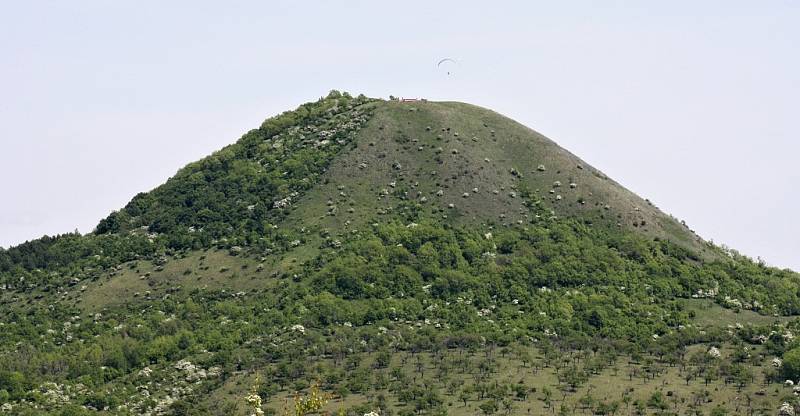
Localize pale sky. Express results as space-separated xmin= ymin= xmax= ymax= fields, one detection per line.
xmin=1 ymin=1 xmax=798 ymax=271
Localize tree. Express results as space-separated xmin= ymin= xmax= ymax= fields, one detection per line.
xmin=512 ymin=384 xmax=528 ymax=400
xmin=459 ymin=389 xmax=471 ymax=406
xmin=561 ymin=365 xmax=587 ymax=391
xmin=783 ymin=347 xmax=800 ymax=380
xmin=647 ymin=391 xmax=668 ymax=411
xmin=0 ymin=371 xmax=26 ymax=400
xmin=479 ymin=400 xmax=499 ymax=415
xmin=540 ymin=386 xmax=553 ymax=408
xmin=595 ymin=401 xmax=620 ymax=416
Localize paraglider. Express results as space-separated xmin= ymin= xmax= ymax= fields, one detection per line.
xmin=437 ymin=58 xmax=457 ymax=75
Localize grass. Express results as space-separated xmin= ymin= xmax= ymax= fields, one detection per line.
xmin=683 ymin=298 xmax=792 ymax=328
xmin=76 ymin=248 xmax=283 ymax=312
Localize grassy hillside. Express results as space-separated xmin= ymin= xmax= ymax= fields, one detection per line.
xmin=1 ymin=92 xmax=800 ymax=415
xmin=286 ymin=100 xmax=706 ymax=252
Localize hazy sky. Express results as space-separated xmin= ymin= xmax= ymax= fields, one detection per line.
xmin=1 ymin=1 xmax=798 ymax=271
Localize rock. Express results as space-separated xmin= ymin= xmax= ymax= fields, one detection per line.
xmin=537 ymin=164 xmax=546 ymax=171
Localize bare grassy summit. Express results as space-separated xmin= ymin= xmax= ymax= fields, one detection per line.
xmin=291 ymin=99 xmax=707 ymax=256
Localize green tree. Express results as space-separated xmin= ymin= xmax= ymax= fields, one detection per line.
xmin=783 ymin=347 xmax=800 ymax=380
xmin=479 ymin=400 xmax=499 ymax=415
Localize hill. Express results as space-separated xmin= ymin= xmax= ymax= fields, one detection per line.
xmin=1 ymin=91 xmax=799 ymax=415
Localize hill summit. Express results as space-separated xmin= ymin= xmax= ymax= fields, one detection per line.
xmin=97 ymin=93 xmax=704 ymax=255
xmin=1 ymin=91 xmax=798 ymax=415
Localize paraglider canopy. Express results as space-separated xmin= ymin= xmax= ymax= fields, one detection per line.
xmin=437 ymin=58 xmax=457 ymax=75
